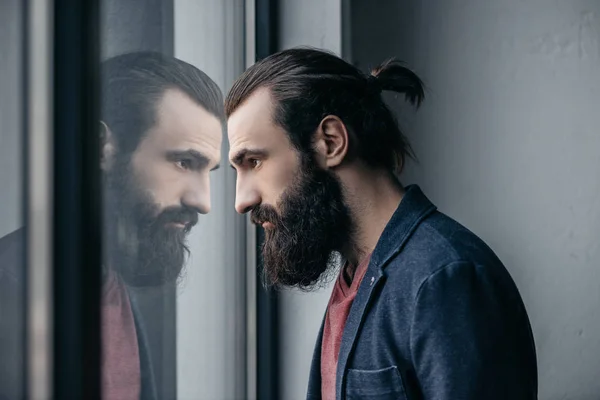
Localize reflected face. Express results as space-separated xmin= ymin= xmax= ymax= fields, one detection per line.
xmin=228 ymin=88 xmax=352 ymax=289
xmin=131 ymin=89 xmax=222 ymax=217
xmin=105 ymin=88 xmax=222 ymax=287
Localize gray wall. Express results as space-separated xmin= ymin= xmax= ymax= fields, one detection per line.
xmin=351 ymin=1 xmax=599 ymax=399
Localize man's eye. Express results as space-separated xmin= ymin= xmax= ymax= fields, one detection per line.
xmin=249 ymin=159 xmax=262 ymax=168
xmin=176 ymin=159 xmax=192 ymax=170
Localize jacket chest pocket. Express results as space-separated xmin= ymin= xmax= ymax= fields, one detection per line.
xmin=345 ymin=366 xmax=408 ymax=400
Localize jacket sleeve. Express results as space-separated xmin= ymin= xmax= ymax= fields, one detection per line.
xmin=409 ymin=261 xmax=537 ymax=400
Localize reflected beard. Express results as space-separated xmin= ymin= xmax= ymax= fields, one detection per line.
xmin=251 ymin=157 xmax=353 ymax=290
xmin=103 ymin=158 xmax=197 ymax=287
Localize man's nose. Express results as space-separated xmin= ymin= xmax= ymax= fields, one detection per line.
xmin=235 ymin=178 xmax=260 ymax=214
xmin=182 ymin=178 xmax=211 ymax=214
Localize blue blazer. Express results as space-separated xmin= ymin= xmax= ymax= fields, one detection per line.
xmin=0 ymin=228 xmax=157 ymax=400
xmin=307 ymin=185 xmax=537 ymax=400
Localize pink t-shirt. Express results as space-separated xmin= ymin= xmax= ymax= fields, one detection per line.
xmin=101 ymin=270 xmax=141 ymax=400
xmin=321 ymin=254 xmax=372 ymax=400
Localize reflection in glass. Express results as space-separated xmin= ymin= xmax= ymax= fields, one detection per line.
xmin=99 ymin=52 xmax=224 ymax=399
xmin=0 ymin=0 xmax=25 ymax=399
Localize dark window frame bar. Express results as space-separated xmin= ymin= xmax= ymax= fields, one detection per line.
xmin=52 ymin=0 xmax=102 ymax=399
xmin=254 ymin=0 xmax=280 ymax=399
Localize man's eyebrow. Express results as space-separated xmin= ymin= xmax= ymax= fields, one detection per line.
xmin=230 ymin=148 xmax=268 ymax=166
xmin=166 ymin=149 xmax=220 ymax=171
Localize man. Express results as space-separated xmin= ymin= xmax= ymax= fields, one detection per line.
xmin=225 ymin=47 xmax=537 ymax=399
xmin=0 ymin=51 xmax=224 ymax=400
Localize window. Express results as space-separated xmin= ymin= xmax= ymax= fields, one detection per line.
xmin=99 ymin=0 xmax=249 ymax=398
xmin=0 ymin=1 xmax=255 ymax=399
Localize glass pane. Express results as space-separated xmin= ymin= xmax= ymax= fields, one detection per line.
xmin=0 ymin=0 xmax=25 ymax=398
xmin=99 ymin=1 xmax=246 ymax=399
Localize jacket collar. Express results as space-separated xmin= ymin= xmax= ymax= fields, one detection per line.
xmin=370 ymin=184 xmax=437 ymax=274
xmin=334 ymin=184 xmax=437 ymax=399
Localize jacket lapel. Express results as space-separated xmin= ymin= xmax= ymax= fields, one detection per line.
xmin=306 ymin=312 xmax=326 ymax=400
xmin=334 ymin=185 xmax=437 ymax=399
xmin=129 ymin=292 xmax=158 ymax=400
xmin=334 ymin=258 xmax=385 ymax=400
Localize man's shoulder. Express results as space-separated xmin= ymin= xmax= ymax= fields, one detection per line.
xmin=384 ymin=211 xmax=507 ymax=290
xmin=0 ymin=227 xmax=24 ymax=250
xmin=0 ymin=228 xmax=25 ymax=281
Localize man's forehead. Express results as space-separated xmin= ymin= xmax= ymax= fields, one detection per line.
xmin=153 ymin=88 xmax=223 ymax=162
xmin=227 ymin=88 xmax=283 ymax=150
xmin=227 ymin=88 xmax=276 ymax=140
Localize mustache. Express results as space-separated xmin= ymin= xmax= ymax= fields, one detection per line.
xmin=153 ymin=206 xmax=199 ymax=232
xmin=250 ymin=205 xmax=280 ymax=226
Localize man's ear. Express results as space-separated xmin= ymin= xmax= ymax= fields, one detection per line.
xmin=100 ymin=121 xmax=116 ymax=171
xmin=312 ymin=115 xmax=349 ymax=169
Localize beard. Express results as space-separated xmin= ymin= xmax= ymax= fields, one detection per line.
xmin=103 ymin=157 xmax=198 ymax=287
xmin=251 ymin=155 xmax=354 ymax=290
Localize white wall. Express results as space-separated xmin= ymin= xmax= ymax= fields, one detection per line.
xmin=174 ymin=1 xmax=247 ymax=399
xmin=0 ymin=0 xmax=23 ymax=237
xmin=277 ymin=1 xmax=345 ymax=399
xmin=351 ymin=0 xmax=600 ymax=398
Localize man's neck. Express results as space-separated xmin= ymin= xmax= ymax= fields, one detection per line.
xmin=339 ymin=166 xmax=405 ymax=267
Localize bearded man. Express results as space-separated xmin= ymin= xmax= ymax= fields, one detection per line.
xmin=225 ymin=47 xmax=537 ymax=400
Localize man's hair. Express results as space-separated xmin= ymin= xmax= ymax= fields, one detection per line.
xmin=101 ymin=51 xmax=225 ymax=155
xmin=225 ymin=47 xmax=424 ymax=174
